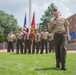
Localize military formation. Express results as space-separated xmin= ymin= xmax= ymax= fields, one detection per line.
xmin=6 ymin=27 xmax=55 ymax=54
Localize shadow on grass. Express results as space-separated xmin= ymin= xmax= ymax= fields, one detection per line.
xmin=35 ymin=67 xmax=61 ymax=71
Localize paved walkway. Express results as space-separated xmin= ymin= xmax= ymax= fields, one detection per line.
xmin=0 ymin=49 xmax=76 ymax=53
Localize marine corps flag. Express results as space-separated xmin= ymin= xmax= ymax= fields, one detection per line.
xmin=30 ymin=12 xmax=35 ymax=45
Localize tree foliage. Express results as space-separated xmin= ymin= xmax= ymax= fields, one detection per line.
xmin=39 ymin=3 xmax=57 ymax=31
xmin=0 ymin=10 xmax=21 ymax=40
xmin=0 ymin=32 xmax=4 ymax=43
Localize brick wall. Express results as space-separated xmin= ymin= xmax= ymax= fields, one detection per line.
xmin=67 ymin=43 xmax=76 ymax=50
xmin=5 ymin=43 xmax=76 ymax=50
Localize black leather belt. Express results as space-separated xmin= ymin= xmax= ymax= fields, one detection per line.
xmin=55 ymin=31 xmax=66 ymax=34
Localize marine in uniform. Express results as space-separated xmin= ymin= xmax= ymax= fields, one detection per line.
xmin=32 ymin=29 xmax=40 ymax=54
xmin=7 ymin=31 xmax=16 ymax=52
xmin=48 ymin=32 xmax=54 ymax=53
xmin=38 ymin=31 xmax=42 ymax=53
xmin=48 ymin=8 xmax=70 ymax=70
xmin=40 ymin=28 xmax=49 ymax=54
xmin=16 ymin=29 xmax=23 ymax=54
xmin=24 ymin=28 xmax=31 ymax=54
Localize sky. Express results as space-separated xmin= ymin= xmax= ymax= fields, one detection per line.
xmin=0 ymin=0 xmax=76 ymax=28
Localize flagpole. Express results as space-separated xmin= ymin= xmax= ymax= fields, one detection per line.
xmin=29 ymin=0 xmax=31 ymax=28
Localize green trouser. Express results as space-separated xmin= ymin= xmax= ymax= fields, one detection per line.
xmin=54 ymin=32 xmax=67 ymax=68
xmin=24 ymin=39 xmax=31 ymax=54
xmin=41 ymin=39 xmax=48 ymax=54
xmin=32 ymin=40 xmax=40 ymax=54
xmin=7 ymin=41 xmax=14 ymax=52
xmin=16 ymin=39 xmax=23 ymax=54
xmin=49 ymin=40 xmax=54 ymax=53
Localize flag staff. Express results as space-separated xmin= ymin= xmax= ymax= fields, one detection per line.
xmin=29 ymin=0 xmax=31 ymax=28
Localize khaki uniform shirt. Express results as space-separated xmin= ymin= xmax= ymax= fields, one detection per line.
xmin=7 ymin=34 xmax=15 ymax=42
xmin=41 ymin=31 xmax=49 ymax=40
xmin=34 ymin=33 xmax=40 ymax=42
xmin=16 ymin=32 xmax=23 ymax=39
xmin=49 ymin=16 xmax=70 ymax=33
xmin=38 ymin=33 xmax=41 ymax=42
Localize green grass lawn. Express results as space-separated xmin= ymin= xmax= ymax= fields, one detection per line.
xmin=0 ymin=52 xmax=76 ymax=75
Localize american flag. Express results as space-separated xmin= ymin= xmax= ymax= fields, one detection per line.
xmin=23 ymin=14 xmax=27 ymax=36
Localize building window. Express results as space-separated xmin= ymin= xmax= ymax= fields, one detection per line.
xmin=75 ymin=16 xmax=76 ymax=19
xmin=70 ymin=18 xmax=72 ymax=21
xmin=75 ymin=24 xmax=76 ymax=27
xmin=70 ymin=26 xmax=72 ymax=28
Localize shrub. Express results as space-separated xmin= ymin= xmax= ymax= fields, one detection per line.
xmin=0 ymin=34 xmax=4 ymax=43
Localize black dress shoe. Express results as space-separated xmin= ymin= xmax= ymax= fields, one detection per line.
xmin=61 ymin=67 xmax=67 ymax=70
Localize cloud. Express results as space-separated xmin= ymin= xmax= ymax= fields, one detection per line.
xmin=0 ymin=0 xmax=29 ymax=27
xmin=54 ymin=1 xmax=72 ymax=18
xmin=0 ymin=0 xmax=28 ymax=5
xmin=31 ymin=0 xmax=72 ymax=25
xmin=31 ymin=2 xmax=49 ymax=28
xmin=0 ymin=0 xmax=28 ymax=12
xmin=61 ymin=0 xmax=72 ymax=3
xmin=32 ymin=3 xmax=48 ymax=20
xmin=0 ymin=0 xmax=74 ymax=28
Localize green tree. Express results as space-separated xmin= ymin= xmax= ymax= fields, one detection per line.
xmin=0 ymin=32 xmax=4 ymax=43
xmin=39 ymin=3 xmax=57 ymax=31
xmin=0 ymin=10 xmax=21 ymax=40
